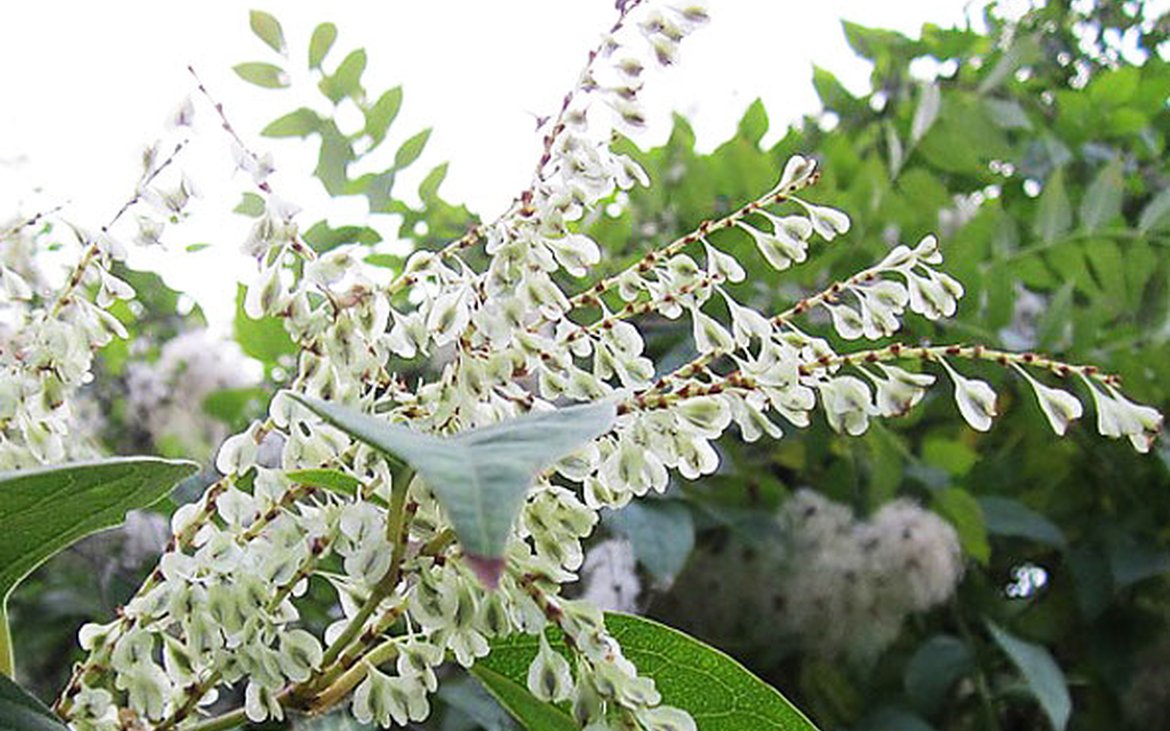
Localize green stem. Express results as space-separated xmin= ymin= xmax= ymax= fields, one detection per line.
xmin=317 ymin=468 xmax=414 ymax=671
xmin=181 ymin=707 xmax=247 ymax=731
xmin=0 ymin=601 xmax=14 ymax=678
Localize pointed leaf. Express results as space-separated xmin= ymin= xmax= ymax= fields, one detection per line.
xmin=308 ymin=22 xmax=337 ymax=70
xmin=904 ymin=635 xmax=973 ymax=716
xmin=249 ymin=10 xmax=285 ymax=54
xmin=261 ymin=108 xmax=323 ymax=138
xmin=978 ymin=497 xmax=1066 ymax=549
xmin=1034 ymin=169 xmax=1071 ymax=244
xmin=394 ymin=128 xmax=432 ymax=170
xmin=233 ymin=61 xmax=288 ymax=89
xmin=476 ymin=613 xmax=820 ymax=731
xmin=911 ymin=83 xmax=941 ymax=144
xmin=286 ymin=394 xmax=615 ymax=564
xmin=319 ymin=49 xmax=366 ymax=103
xmin=986 ymin=622 xmax=1071 ymax=731
xmin=1138 ymin=187 xmax=1170 ymax=233
xmin=0 ymin=674 xmax=69 ymax=730
xmin=365 ymin=87 xmax=404 ymax=148
xmin=1079 ymin=158 xmax=1124 ymax=233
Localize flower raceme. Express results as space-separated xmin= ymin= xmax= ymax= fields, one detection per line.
xmin=0 ymin=1 xmax=1153 ymax=730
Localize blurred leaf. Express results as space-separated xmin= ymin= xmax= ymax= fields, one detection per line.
xmin=184 ymin=243 xmax=211 ymax=253
xmin=978 ymin=496 xmax=1066 ymax=549
xmin=419 ymin=163 xmax=449 ymax=202
xmin=0 ymin=675 xmax=69 ymax=729
xmin=233 ymin=284 xmax=297 ymax=366
xmin=922 ymin=437 xmax=977 ymax=478
xmin=233 ymin=61 xmax=288 ymax=89
xmin=985 ymin=97 xmax=1032 ymax=130
xmin=365 ymin=87 xmax=404 ymax=148
xmin=285 ymin=468 xmax=363 ymax=500
xmin=933 ymin=487 xmax=989 ymax=564
xmin=287 ymin=395 xmax=615 ymax=571
xmin=1138 ymin=188 xmax=1170 ymax=232
xmin=261 ymin=107 xmax=322 ymax=138
xmin=438 ymin=676 xmax=519 ymax=731
xmin=234 ymin=191 xmax=266 ymax=217
xmin=986 ymin=622 xmax=1071 ymax=731
xmin=603 ymin=499 xmax=694 ymax=584
xmin=394 ymin=128 xmax=432 ymax=169
xmin=1034 ymin=280 xmax=1074 ymax=350
xmin=1079 ymin=158 xmax=1124 ymax=233
xmin=904 ymin=635 xmax=973 ymax=717
xmin=737 ymin=99 xmax=768 ymax=146
xmin=319 ymin=48 xmax=366 ymax=103
xmin=202 ymin=386 xmax=268 ymax=430
xmin=303 ymin=220 xmax=381 ymax=252
xmin=308 ymin=22 xmax=337 ymax=70
xmin=856 ymin=706 xmax=937 ymax=731
xmin=911 ymin=83 xmax=941 ymax=145
xmin=315 ymin=122 xmax=355 ymax=195
xmin=249 ymin=10 xmax=285 ymax=54
xmin=1107 ymin=538 xmax=1170 ymax=588
xmin=1034 ymin=168 xmax=1072 ymax=244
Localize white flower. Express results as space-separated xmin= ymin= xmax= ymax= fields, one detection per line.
xmin=690 ymin=306 xmax=734 ymax=354
xmin=527 ymin=633 xmax=574 ymax=702
xmin=1013 ymin=365 xmax=1083 ymax=436
xmin=818 ymin=375 xmax=874 ymax=436
xmin=802 ymin=203 xmax=851 ymax=240
xmin=869 ymin=363 xmax=935 ymax=417
xmin=940 ymin=359 xmax=998 ymax=432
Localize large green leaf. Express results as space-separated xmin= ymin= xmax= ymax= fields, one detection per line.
xmin=286 ymin=395 xmax=614 ymax=584
xmin=475 ymin=613 xmax=820 ymax=731
xmin=0 ymin=457 xmax=197 ymax=675
xmin=986 ymin=622 xmax=1071 ymax=731
xmin=0 ymin=674 xmax=69 ymax=731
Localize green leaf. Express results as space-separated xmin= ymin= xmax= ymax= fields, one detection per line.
xmin=315 ymin=122 xmax=356 ymax=195
xmin=394 ymin=128 xmax=432 ymax=170
xmin=986 ymin=622 xmax=1071 ymax=731
xmin=286 ymin=395 xmax=615 ymax=578
xmin=1079 ymin=158 xmax=1124 ymax=233
xmin=1138 ymin=188 xmax=1170 ymax=233
xmin=0 ymin=674 xmax=69 ymax=730
xmin=0 ymin=457 xmax=197 ymax=675
xmin=978 ymin=496 xmax=1066 ymax=549
xmin=233 ymin=284 xmax=297 ymax=366
xmin=470 ymin=663 xmax=577 ymax=731
xmin=234 ymin=191 xmax=266 ymax=217
xmin=418 ymin=163 xmax=449 ymax=202
xmin=737 ymin=99 xmax=768 ymax=146
xmin=261 ymin=107 xmax=322 ymax=138
xmin=476 ymin=613 xmax=820 ymax=731
xmin=233 ymin=61 xmax=288 ymax=89
xmin=319 ymin=48 xmax=366 ymax=104
xmin=1034 ymin=168 xmax=1072 ymax=244
xmin=910 ymin=83 xmax=940 ymax=145
xmin=904 ymin=635 xmax=973 ymax=716
xmin=933 ymin=488 xmax=989 ymax=564
xmin=365 ymin=87 xmax=404 ymax=148
xmin=303 ymin=220 xmax=382 ymax=252
xmin=308 ymin=22 xmax=337 ymax=70
xmin=249 ymin=10 xmax=285 ymax=54
xmin=285 ymin=468 xmax=363 ymax=498
xmin=603 ymin=500 xmax=694 ymax=583
xmin=984 ymin=97 xmax=1032 ymax=130
xmin=202 ymin=386 xmax=268 ymax=429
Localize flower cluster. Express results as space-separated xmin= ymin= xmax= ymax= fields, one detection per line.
xmin=125 ymin=329 xmax=258 ymax=458
xmin=45 ymin=0 xmax=1163 ymax=729
xmin=660 ymin=491 xmax=963 ymax=663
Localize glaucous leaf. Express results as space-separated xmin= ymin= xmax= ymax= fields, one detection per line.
xmin=986 ymin=622 xmax=1071 ymax=731
xmin=0 ymin=674 xmax=69 ymax=730
xmin=286 ymin=394 xmax=615 ymax=585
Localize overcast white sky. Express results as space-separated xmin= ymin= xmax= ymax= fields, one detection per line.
xmin=0 ymin=1 xmax=986 ymax=327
